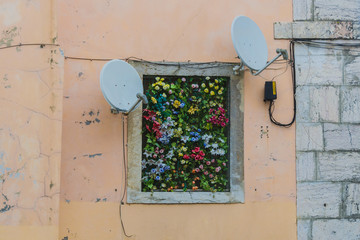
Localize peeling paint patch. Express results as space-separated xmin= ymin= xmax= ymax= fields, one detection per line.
xmin=75 ymin=109 xmax=102 ymax=127
xmin=0 ymin=27 xmax=20 ymax=46
xmin=0 ymin=193 xmax=13 ymax=213
xmin=82 ymin=153 xmax=102 ymax=158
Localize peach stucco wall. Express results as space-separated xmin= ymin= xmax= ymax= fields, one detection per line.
xmin=0 ymin=0 xmax=296 ymax=239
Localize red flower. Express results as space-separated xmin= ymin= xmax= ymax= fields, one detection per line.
xmin=199 ymin=151 xmax=205 ymax=156
xmin=183 ymin=155 xmax=190 ymax=160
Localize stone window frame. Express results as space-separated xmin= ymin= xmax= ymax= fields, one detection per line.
xmin=127 ymin=61 xmax=244 ymax=204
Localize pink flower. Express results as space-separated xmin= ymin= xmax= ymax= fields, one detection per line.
xmin=195 ymin=155 xmax=201 ymax=161
xmin=222 ymin=162 xmax=226 ymax=166
xmin=206 ymin=161 xmax=211 ymax=165
xmin=161 ymin=155 xmax=164 ymax=158
xmin=155 ymin=150 xmax=159 ymax=154
xmin=160 ymin=149 xmax=164 ymax=153
xmin=204 ymin=171 xmax=209 ymax=175
xmin=191 ymin=154 xmax=196 ymax=158
xmin=182 ymin=77 xmax=186 ymax=82
xmin=168 ymin=90 xmax=172 ymax=94
xmin=199 ymin=156 xmax=204 ymax=160
xmin=221 ymin=122 xmax=226 ymax=127
xmin=209 ymin=174 xmax=214 ymax=178
xmin=194 ymin=147 xmax=200 ymax=153
xmin=183 ymin=155 xmax=190 ymax=160
xmin=211 ymin=159 xmax=215 ymax=163
xmin=199 ymin=151 xmax=205 ymax=156
xmin=199 ymin=165 xmax=204 ymax=170
xmin=215 ymin=167 xmax=221 ymax=172
xmin=153 ymin=154 xmax=157 ymax=158
xmin=195 ymin=168 xmax=200 ymax=172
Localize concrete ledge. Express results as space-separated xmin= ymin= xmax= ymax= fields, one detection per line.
xmin=274 ymin=21 xmax=360 ymax=39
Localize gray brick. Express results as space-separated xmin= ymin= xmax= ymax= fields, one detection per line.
xmin=313 ymin=219 xmax=360 ymax=240
xmin=297 ymin=182 xmax=342 ymax=218
xmin=293 ymin=0 xmax=313 ymax=21
xmin=344 ymin=55 xmax=360 ymax=85
xmin=318 ymin=152 xmax=360 ymax=181
xmin=345 ymin=183 xmax=360 ymax=217
xmin=314 ymin=0 xmax=360 ymax=21
xmin=296 ymin=123 xmax=323 ymax=151
xmin=309 ymin=86 xmax=339 ymax=122
xmin=297 ymin=152 xmax=316 ymax=181
xmin=295 ymin=42 xmax=343 ymax=56
xmin=341 ymin=87 xmax=360 ymax=123
xmin=296 ymin=86 xmax=311 ymax=122
xmin=297 ymin=219 xmax=311 ymax=240
xmin=295 ymin=55 xmax=343 ymax=86
xmin=324 ymin=123 xmax=360 ymax=150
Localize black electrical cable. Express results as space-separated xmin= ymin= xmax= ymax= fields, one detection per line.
xmin=120 ymin=114 xmax=133 ymax=238
xmin=267 ymin=41 xmax=296 ymax=127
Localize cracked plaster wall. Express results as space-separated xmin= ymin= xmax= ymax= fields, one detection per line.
xmin=0 ymin=0 xmax=62 ymax=239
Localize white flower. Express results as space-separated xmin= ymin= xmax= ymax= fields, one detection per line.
xmin=143 ymin=150 xmax=152 ymax=158
xmin=211 ymin=143 xmax=219 ymax=149
xmin=181 ymin=135 xmax=190 ymax=143
xmin=219 ymin=138 xmax=225 ymax=143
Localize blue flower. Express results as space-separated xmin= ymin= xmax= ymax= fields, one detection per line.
xmin=160 ymin=168 xmax=164 ymax=173
xmin=165 ymin=165 xmax=170 ymax=170
xmin=151 ymin=168 xmax=156 ymax=174
xmin=191 ymin=137 xmax=196 ymax=142
xmin=180 ymin=103 xmax=185 ymax=108
xmin=190 ymin=132 xmax=195 ymax=136
xmin=173 ymin=111 xmax=178 ymax=115
xmin=197 ymin=129 xmax=201 ymax=132
xmin=155 ymin=176 xmax=160 ymax=181
xmin=204 ymin=143 xmax=207 ymax=147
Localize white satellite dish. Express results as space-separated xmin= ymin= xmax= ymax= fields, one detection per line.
xmin=100 ymin=59 xmax=147 ymax=113
xmin=231 ymin=16 xmax=288 ymax=76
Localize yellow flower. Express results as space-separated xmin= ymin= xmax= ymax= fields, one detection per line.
xmin=155 ymin=86 xmax=160 ymax=90
xmin=210 ymin=91 xmax=215 ymax=96
xmin=218 ymin=90 xmax=223 ymax=95
xmin=160 ymin=82 xmax=165 ymax=87
xmin=173 ymin=100 xmax=181 ymax=108
xmin=187 ymin=106 xmax=199 ymax=114
xmin=152 ymin=83 xmax=156 ymax=87
xmin=155 ymin=77 xmax=160 ymax=81
xmin=163 ymin=84 xmax=170 ymax=90
xmin=215 ymin=79 xmax=219 ymax=83
xmin=151 ymin=97 xmax=157 ymax=104
xmin=214 ymin=85 xmax=219 ymax=90
xmin=221 ymin=87 xmax=224 ymax=91
xmin=209 ymin=83 xmax=214 ymax=88
xmin=204 ymin=88 xmax=209 ymax=93
xmin=178 ymin=153 xmax=183 ymax=157
xmin=161 ymin=78 xmax=165 ymax=81
xmin=162 ymin=93 xmax=167 ymax=97
xmin=201 ymin=83 xmax=206 ymax=88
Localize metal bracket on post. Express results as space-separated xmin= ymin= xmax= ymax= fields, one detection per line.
xmin=250 ymin=49 xmax=288 ymax=76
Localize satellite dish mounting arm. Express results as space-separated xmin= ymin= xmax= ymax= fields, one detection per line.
xmin=123 ymin=93 xmax=148 ymax=115
xmin=250 ymin=48 xmax=288 ymax=76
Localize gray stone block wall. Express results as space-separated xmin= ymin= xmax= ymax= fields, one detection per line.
xmin=295 ymin=42 xmax=360 ymax=239
xmin=275 ymin=1 xmax=360 ymax=238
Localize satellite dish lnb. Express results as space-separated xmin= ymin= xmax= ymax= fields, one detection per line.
xmin=100 ymin=59 xmax=147 ymax=114
xmin=231 ymin=16 xmax=288 ymax=76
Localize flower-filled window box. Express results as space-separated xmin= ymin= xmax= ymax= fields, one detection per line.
xmin=126 ymin=62 xmax=244 ymax=204
xmin=142 ymin=76 xmax=230 ymax=192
